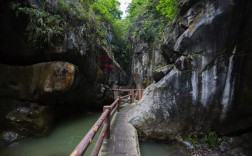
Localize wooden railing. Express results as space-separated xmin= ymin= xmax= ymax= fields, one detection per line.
xmin=71 ymin=89 xmax=142 ymax=156
xmin=112 ymin=88 xmax=144 ymax=102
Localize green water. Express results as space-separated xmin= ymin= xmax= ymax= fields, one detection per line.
xmin=140 ymin=141 xmax=185 ymax=156
xmin=0 ymin=113 xmax=101 ymax=156
xmin=0 ymin=112 xmax=185 ymax=156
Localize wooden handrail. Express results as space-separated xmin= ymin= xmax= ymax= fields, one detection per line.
xmin=112 ymin=88 xmax=143 ymax=102
xmin=110 ymin=98 xmax=119 ymax=109
xmin=70 ymin=109 xmax=109 ymax=156
xmin=71 ymin=90 xmax=136 ymax=156
xmin=90 ymin=123 xmax=109 ymax=156
xmin=110 ymin=103 xmax=119 ymax=117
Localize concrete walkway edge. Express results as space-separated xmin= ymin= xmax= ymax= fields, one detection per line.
xmin=99 ymin=103 xmax=141 ymax=156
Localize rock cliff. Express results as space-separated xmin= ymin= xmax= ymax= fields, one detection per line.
xmin=129 ymin=0 xmax=252 ymax=141
xmin=0 ymin=0 xmax=126 ymax=145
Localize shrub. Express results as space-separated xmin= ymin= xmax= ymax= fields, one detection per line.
xmin=18 ymin=7 xmax=64 ymax=48
xmin=204 ymin=131 xmax=219 ymax=147
xmin=156 ymin=0 xmax=178 ymax=19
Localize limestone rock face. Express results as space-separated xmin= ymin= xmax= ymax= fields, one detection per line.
xmin=0 ymin=62 xmax=76 ymax=101
xmin=0 ymin=0 xmax=126 ymax=145
xmin=131 ymin=44 xmax=166 ymax=88
xmin=130 ymin=0 xmax=252 ymax=140
xmin=152 ymin=65 xmax=173 ymax=82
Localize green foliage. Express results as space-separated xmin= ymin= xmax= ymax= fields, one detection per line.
xmin=9 ymin=2 xmax=17 ymax=10
xmin=12 ymin=0 xmax=129 ymax=71
xmin=18 ymin=7 xmax=64 ymax=48
xmin=126 ymin=0 xmax=170 ymax=43
xmin=110 ymin=18 xmax=131 ymax=71
xmin=183 ymin=132 xmax=231 ymax=148
xmin=57 ymin=0 xmax=125 ymax=59
xmin=128 ymin=0 xmax=148 ymax=19
xmin=86 ymin=0 xmax=132 ymax=71
xmin=204 ymin=131 xmax=219 ymax=147
xmin=184 ymin=137 xmax=199 ymax=145
xmin=79 ymin=0 xmax=95 ymax=11
xmin=156 ymin=0 xmax=179 ymax=19
xmin=58 ymin=0 xmax=87 ymax=20
xmin=120 ymin=0 xmax=180 ymax=72
xmin=91 ymin=0 xmax=122 ymax=22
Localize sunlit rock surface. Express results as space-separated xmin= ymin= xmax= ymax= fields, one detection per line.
xmin=0 ymin=62 xmax=76 ymax=101
xmin=130 ymin=0 xmax=252 ymax=140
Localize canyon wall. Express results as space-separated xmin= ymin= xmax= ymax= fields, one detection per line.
xmin=129 ymin=0 xmax=252 ymax=140
xmin=0 ymin=0 xmax=126 ymax=145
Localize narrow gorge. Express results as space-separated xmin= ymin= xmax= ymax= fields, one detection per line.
xmin=0 ymin=0 xmax=252 ymax=156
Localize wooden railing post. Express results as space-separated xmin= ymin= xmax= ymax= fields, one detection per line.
xmin=117 ymin=96 xmax=120 ymax=112
xmin=130 ymin=90 xmax=134 ymax=103
xmin=138 ymin=88 xmax=142 ymax=100
xmin=103 ymin=106 xmax=111 ymax=140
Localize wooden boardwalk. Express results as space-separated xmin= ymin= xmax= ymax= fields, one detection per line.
xmin=71 ymin=89 xmax=142 ymax=156
xmin=99 ymin=103 xmax=140 ymax=156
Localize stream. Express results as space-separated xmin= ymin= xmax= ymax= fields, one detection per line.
xmin=0 ymin=113 xmax=183 ymax=156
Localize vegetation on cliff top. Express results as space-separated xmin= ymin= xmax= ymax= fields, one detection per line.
xmin=7 ymin=0 xmax=179 ymax=71
xmin=124 ymin=0 xmax=179 ymax=44
xmin=17 ymin=7 xmax=64 ymax=48
xmin=156 ymin=0 xmax=179 ymax=19
xmin=8 ymin=0 xmax=130 ymax=70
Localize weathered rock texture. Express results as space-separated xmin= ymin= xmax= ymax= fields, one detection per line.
xmin=0 ymin=0 xmax=126 ymax=145
xmin=0 ymin=62 xmax=76 ymax=101
xmin=0 ymin=99 xmax=52 ymax=145
xmin=129 ymin=0 xmax=252 ymax=141
xmin=131 ymin=42 xmax=166 ymax=88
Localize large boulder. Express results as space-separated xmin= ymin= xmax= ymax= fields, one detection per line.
xmin=0 ymin=62 xmax=77 ymax=101
xmin=0 ymin=99 xmax=52 ymax=145
xmin=130 ymin=69 xmax=193 ymax=140
xmin=6 ymin=104 xmax=52 ymax=137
